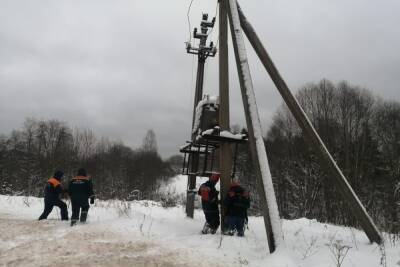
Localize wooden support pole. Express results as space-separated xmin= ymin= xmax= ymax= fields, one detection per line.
xmin=218 ymin=0 xmax=232 ymax=231
xmin=227 ymin=0 xmax=284 ymax=253
xmin=237 ymin=3 xmax=383 ymax=244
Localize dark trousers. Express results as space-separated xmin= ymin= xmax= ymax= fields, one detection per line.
xmin=204 ymin=209 xmax=220 ymax=230
xmin=225 ymin=216 xmax=246 ymax=236
xmin=39 ymin=199 xmax=68 ymax=220
xmin=71 ymin=198 xmax=89 ymax=224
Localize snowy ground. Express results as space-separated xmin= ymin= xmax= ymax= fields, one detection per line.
xmin=0 ymin=176 xmax=399 ymax=267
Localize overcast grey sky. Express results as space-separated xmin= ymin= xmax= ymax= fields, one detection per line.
xmin=0 ymin=0 xmax=399 ymax=157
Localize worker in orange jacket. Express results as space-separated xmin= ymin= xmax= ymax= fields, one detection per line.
xmin=198 ymin=173 xmax=220 ymax=234
xmin=38 ymin=170 xmax=68 ymax=221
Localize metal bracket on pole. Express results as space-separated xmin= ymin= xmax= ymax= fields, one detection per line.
xmin=186 ymin=14 xmax=217 ymax=59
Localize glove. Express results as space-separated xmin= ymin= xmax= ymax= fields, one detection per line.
xmin=90 ymin=197 xmax=95 ymax=205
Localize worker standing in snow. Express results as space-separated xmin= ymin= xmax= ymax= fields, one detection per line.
xmin=223 ymin=179 xmax=250 ymax=236
xmin=38 ymin=170 xmax=69 ymax=221
xmin=69 ymin=168 xmax=95 ymax=226
xmin=198 ymin=172 xmax=220 ymax=234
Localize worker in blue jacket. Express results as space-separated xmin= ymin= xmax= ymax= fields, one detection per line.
xmin=69 ymin=168 xmax=95 ymax=226
xmin=223 ymin=179 xmax=250 ymax=236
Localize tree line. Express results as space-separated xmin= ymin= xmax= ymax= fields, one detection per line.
xmin=235 ymin=79 xmax=399 ymax=234
xmin=0 ymin=119 xmax=176 ymax=200
xmin=1 ymin=79 xmax=398 ymax=234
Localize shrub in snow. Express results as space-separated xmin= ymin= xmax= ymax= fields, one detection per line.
xmin=114 ymin=200 xmax=132 ymax=218
xmin=326 ymin=239 xmax=351 ymax=267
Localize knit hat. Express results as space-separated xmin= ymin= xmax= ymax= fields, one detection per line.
xmin=230 ymin=177 xmax=240 ymax=187
xmin=210 ymin=172 xmax=220 ymax=182
xmin=53 ymin=170 xmax=64 ymax=180
xmin=77 ymin=168 xmax=87 ymax=176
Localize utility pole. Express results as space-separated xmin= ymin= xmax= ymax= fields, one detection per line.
xmin=218 ymin=0 xmax=232 ymax=231
xmin=186 ymin=14 xmax=217 ymax=218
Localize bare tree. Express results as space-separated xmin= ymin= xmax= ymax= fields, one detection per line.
xmin=141 ymin=129 xmax=158 ymax=153
xmin=262 ymin=79 xmax=400 ymax=232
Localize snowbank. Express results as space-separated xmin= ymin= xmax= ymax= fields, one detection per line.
xmin=0 ymin=177 xmax=398 ymax=266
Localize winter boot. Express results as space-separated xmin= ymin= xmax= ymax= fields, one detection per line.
xmin=80 ymin=211 xmax=88 ymax=223
xmin=222 ymin=228 xmax=235 ymax=236
xmin=71 ymin=219 xmax=78 ymax=227
xmin=202 ymin=223 xmax=210 ymax=234
xmin=210 ymin=227 xmax=217 ymax=234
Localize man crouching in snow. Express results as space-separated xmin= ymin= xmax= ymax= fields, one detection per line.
xmin=38 ymin=170 xmax=69 ymax=221
xmin=198 ymin=173 xmax=220 ymax=234
xmin=223 ymin=179 xmax=250 ymax=237
xmin=69 ymin=168 xmax=95 ymax=226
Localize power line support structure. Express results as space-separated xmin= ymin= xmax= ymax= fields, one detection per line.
xmin=183 ymin=0 xmax=382 ymax=252
xmin=218 ymin=0 xmax=232 ymax=231
xmin=185 ymin=14 xmax=217 ymax=218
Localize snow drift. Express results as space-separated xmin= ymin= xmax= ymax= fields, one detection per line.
xmin=0 ymin=175 xmax=398 ymax=266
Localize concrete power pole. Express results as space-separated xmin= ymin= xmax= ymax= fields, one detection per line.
xmin=218 ymin=0 xmax=232 ymax=231
xmin=186 ymin=14 xmax=217 ymax=218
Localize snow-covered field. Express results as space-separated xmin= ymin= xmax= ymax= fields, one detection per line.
xmin=0 ymin=175 xmax=399 ymax=267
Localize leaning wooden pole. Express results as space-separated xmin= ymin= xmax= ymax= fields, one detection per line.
xmin=227 ymin=0 xmax=284 ymax=253
xmin=218 ymin=0 xmax=232 ymax=231
xmin=237 ymin=3 xmax=383 ymax=244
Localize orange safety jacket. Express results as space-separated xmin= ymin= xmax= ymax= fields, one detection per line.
xmin=72 ymin=175 xmax=89 ymax=180
xmin=44 ymin=177 xmax=64 ymax=201
xmin=48 ymin=177 xmax=61 ymax=188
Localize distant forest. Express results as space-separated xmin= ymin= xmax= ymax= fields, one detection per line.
xmin=0 ymin=121 xmax=178 ymax=200
xmin=0 ymin=79 xmax=399 ymax=235
xmin=236 ymin=79 xmax=400 ymax=234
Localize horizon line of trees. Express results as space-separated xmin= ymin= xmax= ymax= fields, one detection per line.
xmin=1 ymin=79 xmax=399 ymax=235
xmin=0 ymin=119 xmax=178 ymax=200
xmin=234 ymin=79 xmax=399 ymax=234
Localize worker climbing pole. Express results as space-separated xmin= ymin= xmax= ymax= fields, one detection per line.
xmin=185 ymin=13 xmax=217 ymax=218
